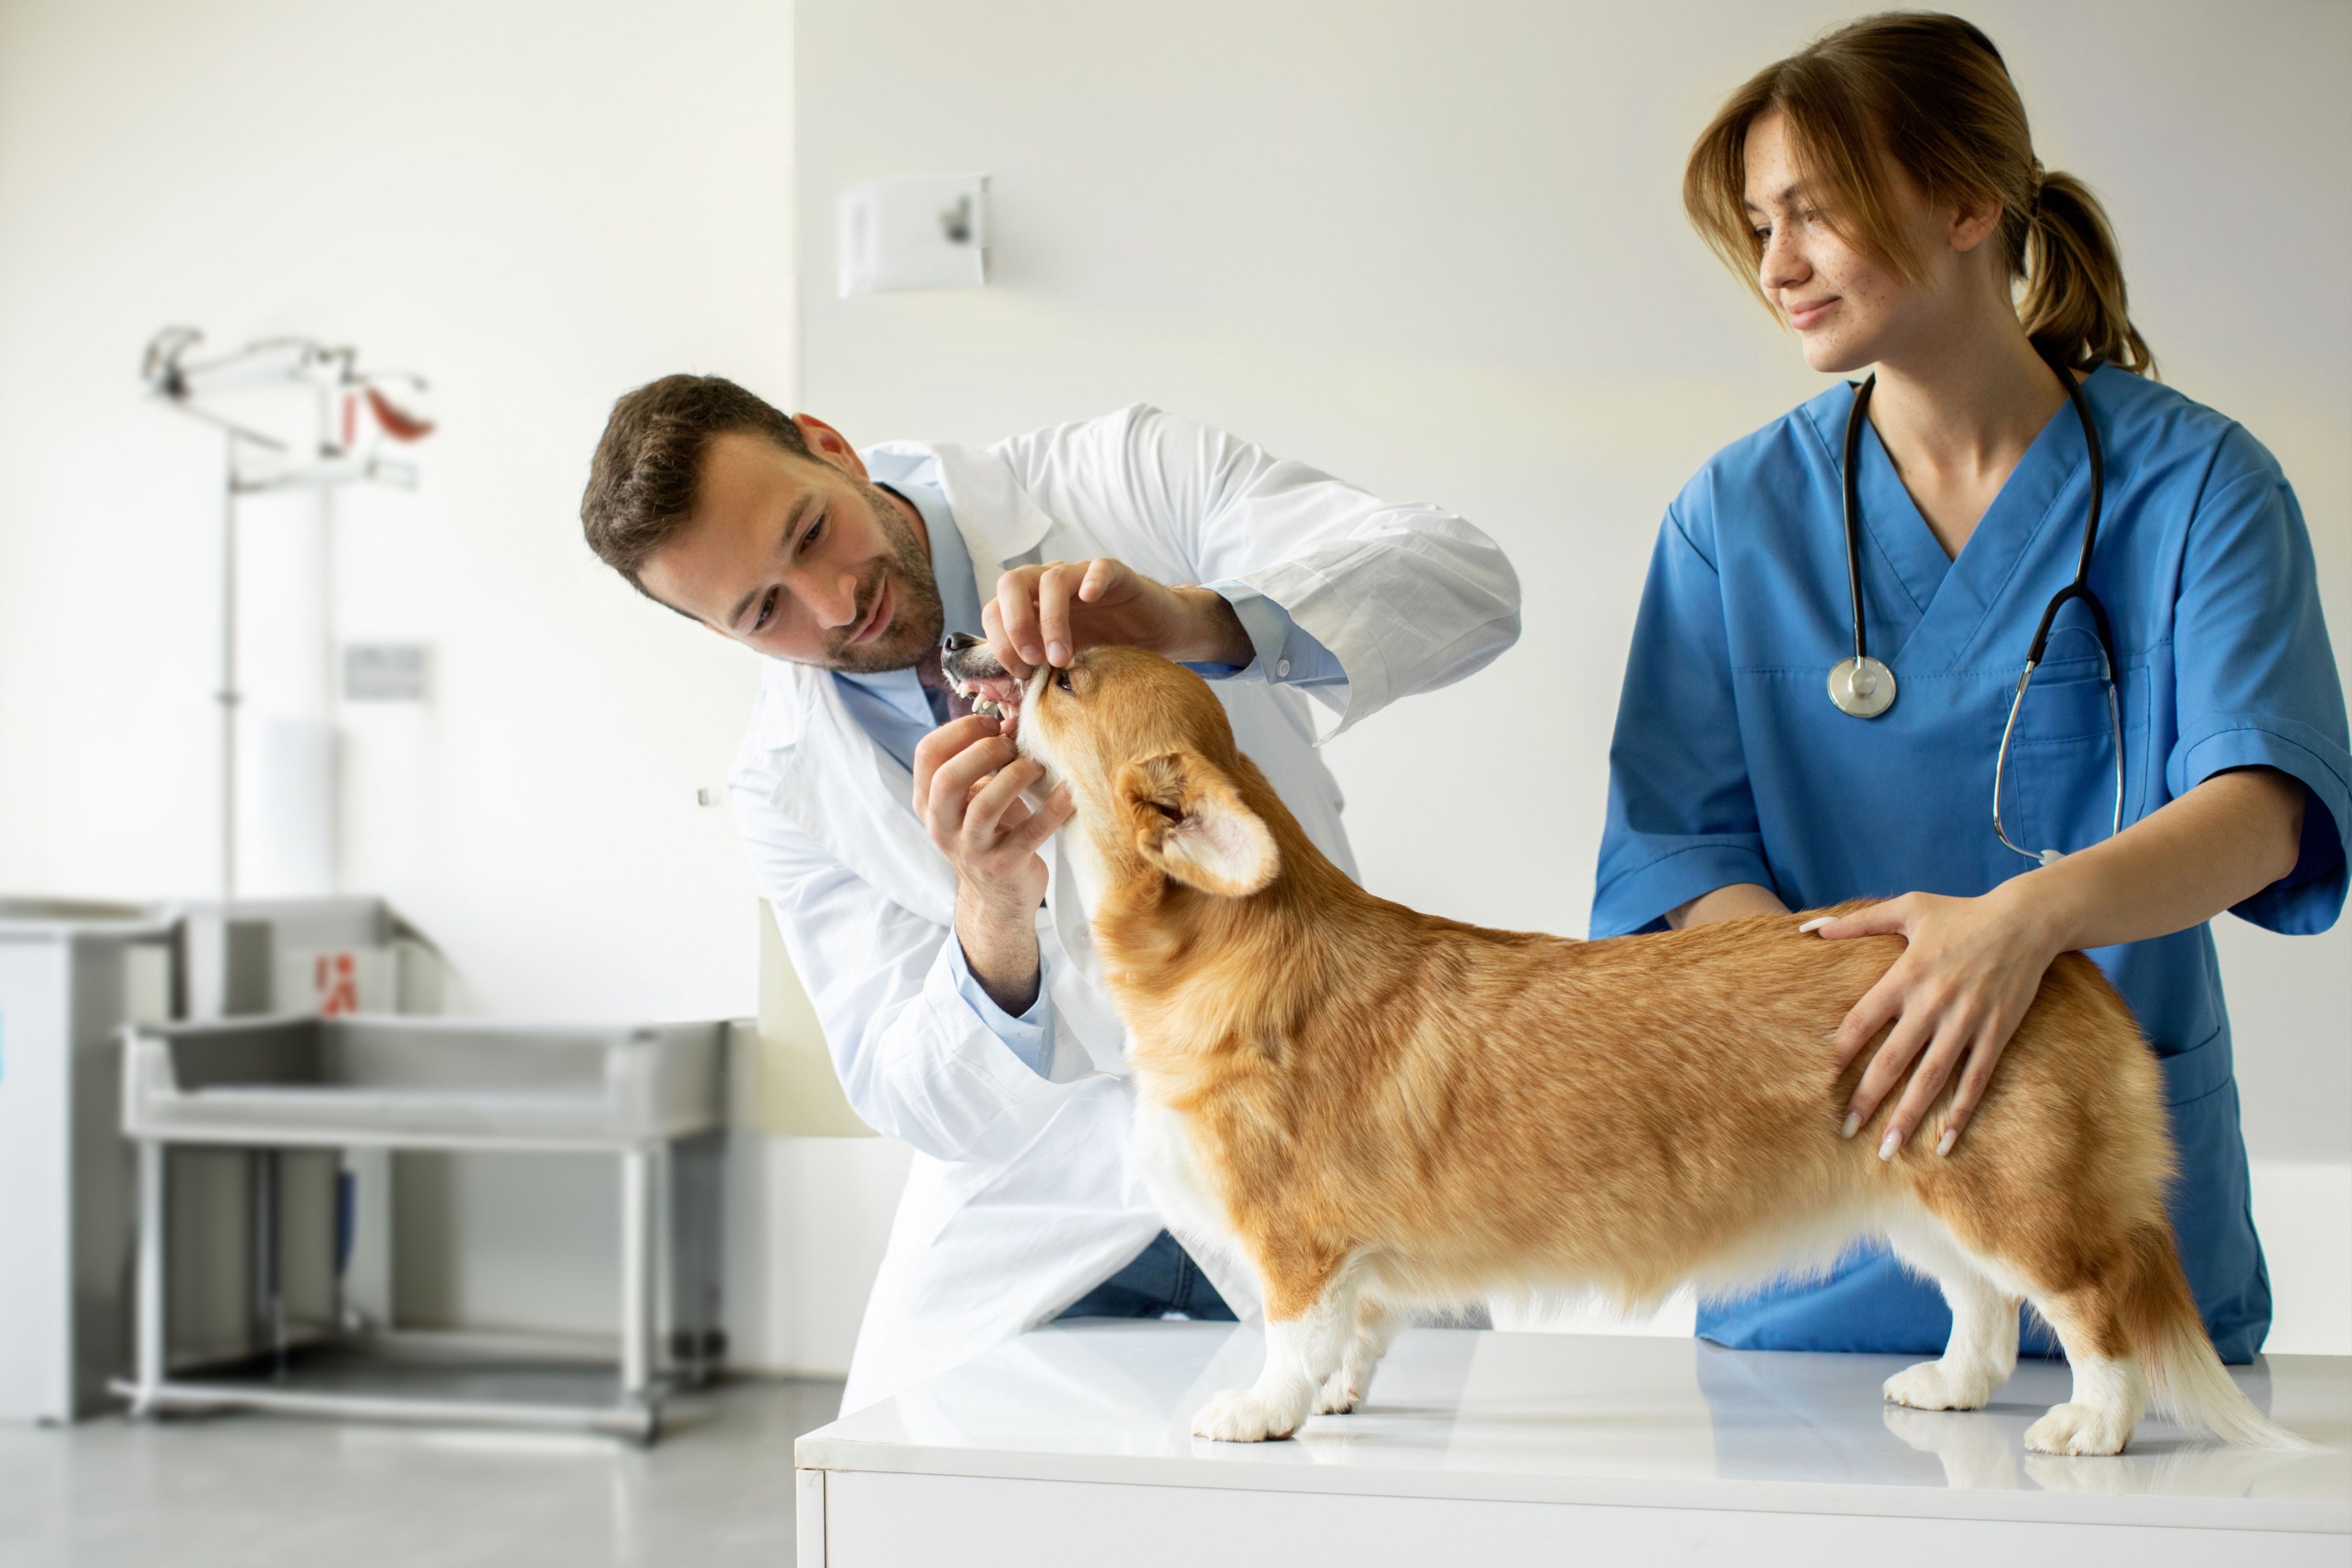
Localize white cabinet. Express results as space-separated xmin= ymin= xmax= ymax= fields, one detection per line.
xmin=794 ymin=1323 xmax=2350 ymax=1565
xmin=0 ymin=910 xmax=172 ymax=1421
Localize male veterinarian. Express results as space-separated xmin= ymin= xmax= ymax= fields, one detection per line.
xmin=581 ymin=379 xmax=1521 ymax=1409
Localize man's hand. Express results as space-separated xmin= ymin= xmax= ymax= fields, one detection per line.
xmin=982 ymin=557 xmax=1252 ymax=677
xmin=911 ymin=714 xmax=1076 ymax=1015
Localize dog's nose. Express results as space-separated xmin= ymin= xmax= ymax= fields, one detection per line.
xmin=942 ymin=631 xmax=983 ymax=654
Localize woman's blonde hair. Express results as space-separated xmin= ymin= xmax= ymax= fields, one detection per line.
xmin=1684 ymin=11 xmax=2154 ymax=375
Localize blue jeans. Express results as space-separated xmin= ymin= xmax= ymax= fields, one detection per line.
xmin=1056 ymin=1231 xmax=1237 ymax=1321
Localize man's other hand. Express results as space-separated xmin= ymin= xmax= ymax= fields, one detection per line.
xmin=982 ymin=557 xmax=1252 ymax=677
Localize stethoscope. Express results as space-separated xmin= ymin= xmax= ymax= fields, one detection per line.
xmin=1830 ymin=356 xmax=2124 ymax=865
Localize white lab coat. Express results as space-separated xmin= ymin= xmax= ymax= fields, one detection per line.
xmin=728 ymin=406 xmax=1519 ymax=1411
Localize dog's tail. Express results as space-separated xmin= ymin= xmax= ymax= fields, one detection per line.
xmin=2123 ymin=1222 xmax=2312 ymax=1450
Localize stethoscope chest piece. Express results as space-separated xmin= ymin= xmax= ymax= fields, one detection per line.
xmin=1828 ymin=655 xmax=1897 ymax=718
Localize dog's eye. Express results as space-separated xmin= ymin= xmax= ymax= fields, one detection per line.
xmin=1054 ymin=669 xmax=1074 ymax=694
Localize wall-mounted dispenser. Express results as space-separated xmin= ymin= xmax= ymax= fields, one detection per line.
xmin=837 ymin=174 xmax=989 ymax=296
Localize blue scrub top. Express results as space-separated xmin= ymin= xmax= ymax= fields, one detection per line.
xmin=1594 ymin=367 xmax=2350 ymax=1363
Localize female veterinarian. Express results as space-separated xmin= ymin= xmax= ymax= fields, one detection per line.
xmin=1595 ymin=13 xmax=2349 ymax=1362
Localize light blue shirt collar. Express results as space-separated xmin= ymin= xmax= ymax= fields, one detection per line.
xmin=830 ymin=458 xmax=984 ymax=751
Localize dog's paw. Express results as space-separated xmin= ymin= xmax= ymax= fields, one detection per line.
xmin=2024 ymin=1401 xmax=2133 ymax=1457
xmin=1191 ymin=1387 xmax=1300 ymax=1442
xmin=1884 ymin=1359 xmax=1993 ymax=1412
xmin=1313 ymin=1369 xmax=1363 ymax=1416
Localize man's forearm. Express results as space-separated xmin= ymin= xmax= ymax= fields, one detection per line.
xmin=1164 ymin=584 xmax=1254 ymax=666
xmin=956 ymin=889 xmax=1043 ymax=1016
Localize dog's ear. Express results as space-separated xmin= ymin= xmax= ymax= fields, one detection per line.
xmin=1117 ymin=749 xmax=1278 ymax=897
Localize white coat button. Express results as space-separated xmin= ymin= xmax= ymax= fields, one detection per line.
xmin=1276 ymin=659 xmax=1291 ymax=677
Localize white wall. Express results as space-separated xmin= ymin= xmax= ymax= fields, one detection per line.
xmin=0 ymin=0 xmax=786 ymax=1017
xmin=0 ymin=0 xmax=891 ymax=1373
xmin=796 ymin=0 xmax=2350 ymax=1350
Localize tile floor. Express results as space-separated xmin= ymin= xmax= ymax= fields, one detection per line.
xmin=0 ymin=1378 xmax=843 ymax=1568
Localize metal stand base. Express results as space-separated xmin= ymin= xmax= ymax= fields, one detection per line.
xmin=111 ymin=1336 xmax=672 ymax=1442
xmin=123 ymin=1131 xmax=724 ymax=1447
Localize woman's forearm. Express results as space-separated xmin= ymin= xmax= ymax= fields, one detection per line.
xmin=1668 ymin=881 xmax=1791 ymax=929
xmin=2000 ymin=766 xmax=2306 ymax=954
xmin=1670 ymin=768 xmax=2302 ymax=946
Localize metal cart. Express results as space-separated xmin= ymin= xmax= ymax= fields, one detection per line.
xmin=116 ymin=1014 xmax=730 ymax=1442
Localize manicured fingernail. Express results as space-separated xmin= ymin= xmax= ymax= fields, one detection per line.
xmin=1878 ymin=1129 xmax=1902 ymax=1161
xmin=1798 ymin=916 xmax=1832 ymax=934
xmin=1936 ymin=1127 xmax=1957 ymax=1158
xmin=1048 ymin=641 xmax=1069 ymax=665
xmin=1841 ymin=1110 xmax=1861 ymax=1139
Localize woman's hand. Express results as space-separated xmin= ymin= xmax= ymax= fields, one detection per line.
xmin=1810 ymin=768 xmax=2305 ymax=1158
xmin=1811 ymin=884 xmax=2063 ymax=1159
xmin=982 ymin=557 xmax=1251 ymax=677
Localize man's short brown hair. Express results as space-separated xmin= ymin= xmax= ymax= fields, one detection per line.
xmin=580 ymin=374 xmax=814 ymax=598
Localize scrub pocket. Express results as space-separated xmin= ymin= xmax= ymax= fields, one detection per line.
xmin=1997 ymin=657 xmax=2145 ymax=856
xmin=2149 ymin=1030 xmax=2272 ymax=1363
xmin=2155 ymin=1025 xmax=2234 ymax=1107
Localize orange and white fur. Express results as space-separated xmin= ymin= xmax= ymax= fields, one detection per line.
xmin=993 ymin=645 xmax=2302 ymax=1456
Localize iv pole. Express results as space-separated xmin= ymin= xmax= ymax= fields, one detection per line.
xmin=142 ymin=328 xmax=434 ymax=903
xmin=218 ymin=429 xmax=245 ymax=903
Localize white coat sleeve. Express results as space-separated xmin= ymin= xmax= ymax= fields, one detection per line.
xmin=1006 ymin=405 xmax=1522 ymax=734
xmin=729 ymin=769 xmax=1083 ymax=1163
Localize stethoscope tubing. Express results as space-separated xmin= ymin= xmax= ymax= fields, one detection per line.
xmin=1838 ymin=352 xmax=2126 ymax=862
xmin=1841 ymin=375 xmax=1875 ymax=668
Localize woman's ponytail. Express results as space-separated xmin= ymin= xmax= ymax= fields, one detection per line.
xmin=2021 ymin=171 xmax=2155 ymax=376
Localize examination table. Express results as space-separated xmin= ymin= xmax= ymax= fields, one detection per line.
xmin=793 ymin=1320 xmax=2348 ymax=1565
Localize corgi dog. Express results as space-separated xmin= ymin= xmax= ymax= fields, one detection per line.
xmin=945 ymin=638 xmax=2302 ymax=1456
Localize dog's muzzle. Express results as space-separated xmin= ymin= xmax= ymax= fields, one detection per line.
xmin=940 ymin=631 xmax=1026 ymax=722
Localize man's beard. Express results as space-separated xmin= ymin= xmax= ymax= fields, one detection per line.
xmin=820 ymin=481 xmax=947 ymax=675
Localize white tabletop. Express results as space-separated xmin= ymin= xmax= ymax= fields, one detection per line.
xmin=797 ymin=1323 xmax=2350 ymax=1535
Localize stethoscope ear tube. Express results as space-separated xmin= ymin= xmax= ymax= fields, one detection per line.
xmin=1994 ymin=643 xmax=2126 ymax=864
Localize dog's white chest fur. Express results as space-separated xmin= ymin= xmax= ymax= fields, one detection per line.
xmin=1130 ymin=1089 xmax=1251 ymax=1301
xmin=1056 ymin=819 xmax=1116 ymax=928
